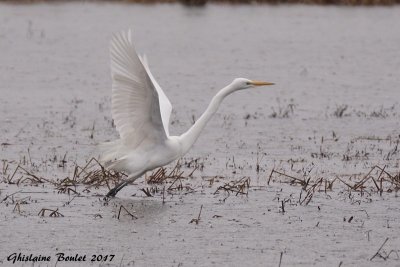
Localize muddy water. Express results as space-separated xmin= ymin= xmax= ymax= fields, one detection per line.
xmin=0 ymin=3 xmax=400 ymax=267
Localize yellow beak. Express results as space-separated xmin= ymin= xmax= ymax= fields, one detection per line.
xmin=250 ymin=80 xmax=275 ymax=86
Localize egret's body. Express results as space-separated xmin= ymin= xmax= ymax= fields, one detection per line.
xmin=101 ymin=30 xmax=274 ymax=197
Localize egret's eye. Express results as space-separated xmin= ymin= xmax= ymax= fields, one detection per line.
xmin=246 ymin=82 xmax=251 ymax=85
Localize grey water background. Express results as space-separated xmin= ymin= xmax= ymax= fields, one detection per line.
xmin=1 ymin=4 xmax=399 ymax=173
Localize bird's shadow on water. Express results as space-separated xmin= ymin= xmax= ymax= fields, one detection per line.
xmin=105 ymin=196 xmax=169 ymax=221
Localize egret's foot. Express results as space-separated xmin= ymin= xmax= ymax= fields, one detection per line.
xmin=106 ymin=188 xmax=118 ymax=198
xmin=106 ymin=181 xmax=127 ymax=198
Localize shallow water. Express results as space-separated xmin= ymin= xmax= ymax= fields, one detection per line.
xmin=0 ymin=3 xmax=400 ymax=267
xmin=1 ymin=4 xmax=399 ymax=174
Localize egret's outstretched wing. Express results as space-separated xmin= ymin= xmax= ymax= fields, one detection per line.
xmin=139 ymin=54 xmax=172 ymax=136
xmin=110 ymin=30 xmax=170 ymax=148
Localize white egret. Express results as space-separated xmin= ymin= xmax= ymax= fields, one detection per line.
xmin=101 ymin=29 xmax=274 ymax=197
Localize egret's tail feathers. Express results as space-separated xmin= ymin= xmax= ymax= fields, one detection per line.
xmin=106 ymin=158 xmax=129 ymax=172
xmin=99 ymin=140 xmax=131 ymax=173
xmin=98 ymin=139 xmax=123 ymax=164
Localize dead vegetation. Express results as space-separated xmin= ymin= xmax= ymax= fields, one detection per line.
xmin=2 ymin=157 xmax=127 ymax=195
xmin=333 ymin=104 xmax=398 ymax=118
xmin=2 ymin=149 xmax=399 ymax=207
xmin=370 ymin=238 xmax=400 ymax=261
xmin=138 ymin=159 xmax=203 ymax=197
xmin=269 ymin=99 xmax=296 ymax=119
xmin=117 ymin=205 xmax=137 ymax=220
xmin=1 ymin=136 xmax=399 ymax=212
xmin=189 ymin=205 xmax=203 ymax=224
xmin=349 ymin=165 xmax=400 ymax=195
xmin=0 ymin=155 xmax=206 ymax=203
xmin=146 ymin=160 xmax=197 ymax=185
xmin=68 ymin=157 xmax=126 ymax=190
xmin=38 ymin=208 xmax=64 ymax=217
xmin=214 ymin=177 xmax=250 ymax=200
xmin=268 ymin=164 xmax=400 ymax=205
xmin=3 ymin=164 xmax=53 ymax=186
xmin=333 ymin=105 xmax=348 ymax=118
xmin=269 ymin=169 xmax=327 ymax=205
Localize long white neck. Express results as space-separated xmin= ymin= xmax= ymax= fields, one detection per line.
xmin=179 ymin=83 xmax=237 ymax=155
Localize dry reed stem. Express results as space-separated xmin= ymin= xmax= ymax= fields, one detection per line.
xmin=147 ymin=160 xmax=194 ymax=188
xmin=270 ymin=164 xmax=400 ymax=201
xmin=140 ymin=188 xmax=153 ymax=197
xmin=189 ymin=205 xmax=203 ymax=224
xmin=7 ymin=165 xmax=54 ymax=186
xmin=370 ymin=237 xmax=389 ymax=261
xmin=299 ymin=178 xmax=324 ymax=205
xmin=347 ymin=165 xmax=399 ymax=193
xmin=2 ymin=157 xmax=127 ymax=196
xmin=71 ymin=157 xmax=127 ymax=189
xmin=214 ymin=177 xmax=250 ymax=197
xmin=13 ymin=202 xmax=21 ymax=214
xmin=278 ymin=252 xmax=283 ymax=267
xmin=268 ymin=169 xmax=310 ymax=188
xmin=144 ymin=161 xmax=199 ymax=195
xmin=38 ymin=208 xmax=64 ymax=217
xmin=117 ymin=205 xmax=137 ymax=220
xmin=0 ymin=190 xmax=22 ymax=203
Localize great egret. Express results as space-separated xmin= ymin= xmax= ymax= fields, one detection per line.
xmin=101 ymin=29 xmax=274 ymax=197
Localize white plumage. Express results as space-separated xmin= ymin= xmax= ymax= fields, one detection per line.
xmin=101 ymin=29 xmax=274 ymax=197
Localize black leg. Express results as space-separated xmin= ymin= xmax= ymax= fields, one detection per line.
xmin=106 ymin=181 xmax=127 ymax=197
xmin=105 ymin=171 xmax=144 ymax=198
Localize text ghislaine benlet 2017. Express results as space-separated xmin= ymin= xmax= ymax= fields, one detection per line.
xmin=7 ymin=252 xmax=115 ymax=264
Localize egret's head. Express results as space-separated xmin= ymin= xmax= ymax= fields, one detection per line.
xmin=232 ymin=78 xmax=275 ymax=90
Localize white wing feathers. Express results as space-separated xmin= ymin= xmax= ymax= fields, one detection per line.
xmin=109 ymin=30 xmax=172 ymax=150
xmin=139 ymin=54 xmax=173 ymax=136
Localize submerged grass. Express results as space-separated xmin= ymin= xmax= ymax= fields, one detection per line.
xmin=1 ymin=157 xmax=127 ymax=195
xmin=1 ymin=138 xmax=399 ymax=208
xmin=268 ymin=164 xmax=400 ymax=206
xmin=2 ymin=153 xmax=400 ymax=200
